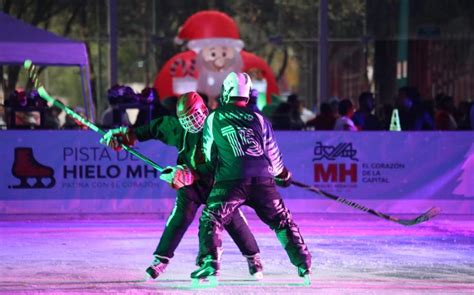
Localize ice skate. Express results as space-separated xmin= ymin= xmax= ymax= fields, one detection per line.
xmin=246 ymin=254 xmax=263 ymax=280
xmin=298 ymin=266 xmax=312 ymax=286
xmin=10 ymin=147 xmax=55 ymax=189
xmin=145 ymin=256 xmax=168 ymax=280
xmin=190 ymin=257 xmax=219 ymax=288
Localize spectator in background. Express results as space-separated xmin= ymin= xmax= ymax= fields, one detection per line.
xmin=63 ymin=107 xmax=88 ymax=130
xmin=271 ymin=102 xmax=292 ymax=130
xmin=434 ymin=93 xmax=446 ymax=111
xmin=396 ymin=86 xmax=417 ymax=130
xmin=396 ymin=86 xmax=434 ymax=130
xmin=5 ymin=90 xmax=42 ymax=129
xmin=306 ymin=102 xmax=337 ymax=130
xmin=419 ymin=98 xmax=436 ymax=130
xmin=455 ymin=100 xmax=472 ymax=130
xmin=352 ymin=92 xmax=382 ymax=130
xmin=262 ymin=94 xmax=283 ymax=120
xmin=287 ymin=94 xmax=305 ymax=130
xmin=329 ymin=97 xmax=340 ymax=116
xmin=435 ymin=95 xmax=457 ymax=130
xmin=376 ymin=103 xmax=393 ymax=130
xmin=300 ymin=101 xmax=316 ymax=124
xmin=101 ymin=103 xmax=131 ymax=127
xmin=287 ymin=94 xmax=315 ymax=124
xmin=134 ymin=88 xmax=170 ymax=127
xmin=395 ymin=86 xmax=417 ymax=130
xmin=334 ymin=99 xmax=357 ymax=131
xmin=101 ymin=85 xmax=135 ymax=128
xmin=0 ymin=106 xmax=6 ymax=129
xmin=271 ymin=94 xmax=305 ymax=130
xmin=247 ymin=88 xmax=260 ymax=113
xmin=44 ymin=105 xmax=62 ymax=129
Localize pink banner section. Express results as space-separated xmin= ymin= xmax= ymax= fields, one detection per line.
xmin=0 ymin=130 xmax=473 ymax=214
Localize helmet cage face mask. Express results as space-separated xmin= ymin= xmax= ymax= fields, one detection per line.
xmin=178 ymin=106 xmax=209 ymax=133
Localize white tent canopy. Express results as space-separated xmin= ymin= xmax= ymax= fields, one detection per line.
xmin=0 ymin=12 xmax=95 ymax=120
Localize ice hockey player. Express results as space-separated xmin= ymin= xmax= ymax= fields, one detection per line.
xmin=191 ymin=72 xmax=312 ymax=284
xmin=101 ymin=92 xmax=263 ymax=280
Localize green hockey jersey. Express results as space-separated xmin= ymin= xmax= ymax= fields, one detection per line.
xmin=202 ymin=104 xmax=285 ymax=182
xmin=134 ymin=116 xmax=213 ymax=179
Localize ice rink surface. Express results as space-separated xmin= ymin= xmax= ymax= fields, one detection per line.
xmin=1 ymin=212 xmax=473 ymax=294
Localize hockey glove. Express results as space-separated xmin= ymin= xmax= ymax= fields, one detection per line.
xmin=274 ymin=167 xmax=292 ymax=188
xmin=100 ymin=126 xmax=137 ymax=151
xmin=159 ymin=165 xmax=196 ymax=189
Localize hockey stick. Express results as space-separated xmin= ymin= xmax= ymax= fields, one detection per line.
xmin=291 ymin=180 xmax=440 ymax=226
xmin=23 ymin=59 xmax=166 ymax=173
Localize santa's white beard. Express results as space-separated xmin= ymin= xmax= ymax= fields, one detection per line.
xmin=196 ymin=53 xmax=243 ymax=101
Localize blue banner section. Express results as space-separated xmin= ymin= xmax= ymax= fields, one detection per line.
xmin=0 ymin=130 xmax=178 ymax=200
xmin=0 ymin=130 xmax=473 ymax=213
xmin=277 ymin=131 xmax=473 ymax=200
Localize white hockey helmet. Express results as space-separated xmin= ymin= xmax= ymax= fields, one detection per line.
xmin=177 ymin=92 xmax=209 ymax=133
xmin=219 ymin=72 xmax=253 ymax=105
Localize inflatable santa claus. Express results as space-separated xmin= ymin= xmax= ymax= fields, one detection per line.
xmin=154 ymin=10 xmax=278 ymax=109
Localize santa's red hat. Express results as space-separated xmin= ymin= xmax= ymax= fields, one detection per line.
xmin=176 ymin=10 xmax=244 ymax=52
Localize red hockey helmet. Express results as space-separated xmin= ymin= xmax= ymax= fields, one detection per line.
xmin=177 ymin=92 xmax=209 ymax=133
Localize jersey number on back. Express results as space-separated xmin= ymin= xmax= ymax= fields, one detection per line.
xmin=221 ymin=126 xmax=263 ymax=157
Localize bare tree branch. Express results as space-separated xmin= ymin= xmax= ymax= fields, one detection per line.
xmin=62 ymin=3 xmax=82 ymax=36
xmin=276 ymin=46 xmax=289 ymax=82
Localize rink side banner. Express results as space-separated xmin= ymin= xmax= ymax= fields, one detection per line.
xmin=276 ymin=131 xmax=473 ymax=201
xmin=0 ymin=130 xmax=473 ymax=213
xmin=0 ymin=130 xmax=178 ymax=201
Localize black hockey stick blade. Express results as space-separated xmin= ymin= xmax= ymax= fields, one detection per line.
xmin=291 ymin=180 xmax=441 ymax=226
xmin=394 ymin=207 xmax=441 ymax=226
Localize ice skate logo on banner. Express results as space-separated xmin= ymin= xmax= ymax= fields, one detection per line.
xmin=9 ymin=147 xmax=56 ymax=189
xmin=312 ymin=142 xmax=358 ymax=161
